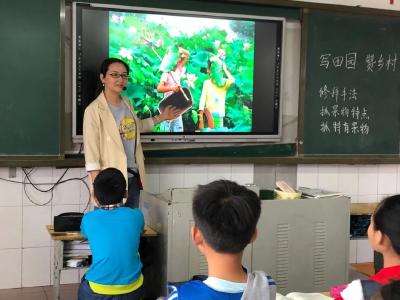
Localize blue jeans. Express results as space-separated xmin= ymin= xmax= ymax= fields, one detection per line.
xmin=160 ymin=116 xmax=183 ymax=132
xmin=170 ymin=116 xmax=183 ymax=132
xmin=78 ymin=278 xmax=143 ymax=300
xmin=125 ymin=174 xmax=140 ymax=209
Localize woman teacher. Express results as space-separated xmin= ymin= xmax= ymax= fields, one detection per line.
xmin=83 ymin=58 xmax=179 ymax=208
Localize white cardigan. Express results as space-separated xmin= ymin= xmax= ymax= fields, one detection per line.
xmin=83 ymin=92 xmax=154 ymax=189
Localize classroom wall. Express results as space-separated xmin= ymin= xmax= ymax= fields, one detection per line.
xmin=0 ymin=164 xmax=253 ymax=288
xmin=293 ymin=0 xmax=400 ymax=268
xmin=297 ymin=164 xmax=400 ymax=265
xmin=1 ymin=0 xmax=398 ymax=291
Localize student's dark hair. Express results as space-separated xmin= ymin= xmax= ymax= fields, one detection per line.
xmin=373 ymin=194 xmax=400 ymax=255
xmin=93 ymin=168 xmax=126 ymax=206
xmin=192 ymin=180 xmax=261 ymax=253
xmin=95 ymin=58 xmax=130 ymax=96
xmin=375 ymin=280 xmax=400 ymax=300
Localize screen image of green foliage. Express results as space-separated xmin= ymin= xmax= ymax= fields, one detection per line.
xmin=108 ymin=12 xmax=255 ymax=132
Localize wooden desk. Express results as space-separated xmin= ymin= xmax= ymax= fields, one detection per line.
xmin=47 ymin=225 xmax=158 ymax=300
xmin=46 ymin=224 xmax=157 ymax=239
xmin=351 ymin=203 xmax=378 ymax=215
xmin=351 ymin=262 xmax=375 ymax=277
xmin=321 ymin=292 xmax=333 ymax=298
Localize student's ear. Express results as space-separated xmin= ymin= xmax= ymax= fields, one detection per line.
xmin=191 ymin=225 xmax=201 ymax=245
xmin=92 ymin=193 xmax=100 ymax=208
xmin=372 ymin=230 xmax=385 ymax=252
xmin=192 ymin=225 xmax=206 ymax=253
xmin=250 ymin=228 xmax=258 ymax=243
xmin=99 ymin=73 xmax=105 ymax=84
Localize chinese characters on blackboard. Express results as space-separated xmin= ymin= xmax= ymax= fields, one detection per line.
xmin=318 ymin=84 xmax=370 ymax=135
xmin=366 ymin=54 xmax=397 ymax=72
xmin=317 ymin=52 xmax=398 ymax=136
xmin=319 ymin=52 xmax=397 ymax=71
xmin=320 ymin=53 xmax=357 ymax=69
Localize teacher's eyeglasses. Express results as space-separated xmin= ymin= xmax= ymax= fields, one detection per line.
xmin=108 ymin=72 xmax=129 ymax=80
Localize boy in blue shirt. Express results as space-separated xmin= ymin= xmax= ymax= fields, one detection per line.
xmin=166 ymin=180 xmax=276 ymax=300
xmin=78 ymin=168 xmax=144 ymax=300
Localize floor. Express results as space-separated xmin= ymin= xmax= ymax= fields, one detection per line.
xmin=0 ymin=265 xmax=370 ymax=300
xmin=0 ymin=284 xmax=78 ymax=300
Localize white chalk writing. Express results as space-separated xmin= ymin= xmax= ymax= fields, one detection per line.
xmin=319 ymin=52 xmax=398 ymax=72
xmin=318 ymin=84 xmax=370 ymax=136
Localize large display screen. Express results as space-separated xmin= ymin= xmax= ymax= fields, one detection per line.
xmin=73 ymin=3 xmax=284 ymax=142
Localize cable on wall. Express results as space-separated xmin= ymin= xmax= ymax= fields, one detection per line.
xmin=0 ymin=168 xmax=91 ymax=212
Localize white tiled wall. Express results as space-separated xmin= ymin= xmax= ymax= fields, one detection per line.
xmin=0 ymin=163 xmax=396 ymax=288
xmin=0 ymin=164 xmax=253 ymax=289
xmin=297 ymin=164 xmax=400 ymax=203
xmin=0 ymin=249 xmax=22 ymax=289
xmin=297 ymin=164 xmax=399 ymax=263
xmin=22 ymin=247 xmax=51 ymax=287
xmin=0 ymin=206 xmax=22 ymax=249
xmin=0 ymin=167 xmax=90 ymax=289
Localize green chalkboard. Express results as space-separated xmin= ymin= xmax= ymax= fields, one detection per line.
xmin=0 ymin=0 xmax=298 ymax=157
xmin=0 ymin=0 xmax=61 ymax=155
xmin=302 ymin=11 xmax=400 ymax=155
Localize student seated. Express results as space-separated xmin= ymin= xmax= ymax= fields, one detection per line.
xmin=333 ymin=194 xmax=400 ymax=300
xmin=165 ymin=180 xmax=276 ymax=300
xmin=78 ymin=168 xmax=144 ymax=300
